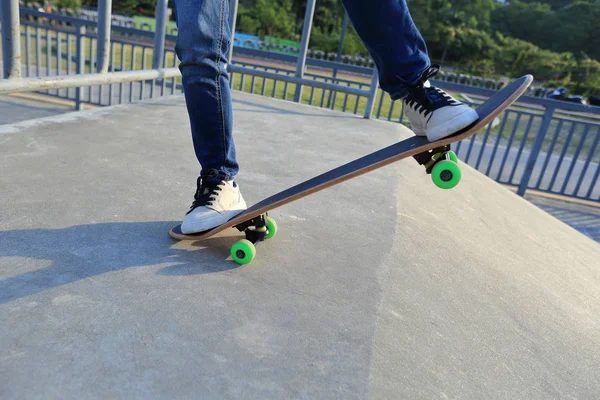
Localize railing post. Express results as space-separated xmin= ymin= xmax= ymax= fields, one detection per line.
xmin=364 ymin=69 xmax=378 ymax=119
xmin=228 ymin=0 xmax=239 ymax=63
xmin=293 ymin=0 xmax=316 ymax=103
xmin=517 ymin=105 xmax=555 ymax=196
xmin=326 ymin=11 xmax=349 ymax=109
xmin=1 ymin=0 xmax=22 ymax=78
xmin=96 ymin=0 xmax=112 ymax=73
xmin=152 ymin=0 xmax=168 ymax=69
xmin=75 ymin=23 xmax=85 ymax=110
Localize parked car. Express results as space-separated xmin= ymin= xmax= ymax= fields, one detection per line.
xmin=588 ymin=95 xmax=600 ymax=107
xmin=548 ymin=87 xmax=588 ymax=105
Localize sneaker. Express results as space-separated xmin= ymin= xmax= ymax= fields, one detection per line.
xmin=401 ymin=65 xmax=479 ymax=142
xmin=181 ymin=175 xmax=247 ymax=234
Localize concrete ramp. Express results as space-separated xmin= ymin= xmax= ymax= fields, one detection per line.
xmin=1 ymin=92 xmax=599 ymax=399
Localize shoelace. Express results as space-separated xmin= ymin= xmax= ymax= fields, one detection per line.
xmin=406 ymin=87 xmax=460 ymax=116
xmin=189 ymin=177 xmax=223 ymax=212
xmin=398 ymin=64 xmax=459 ymax=116
xmin=206 ymin=183 xmax=223 ymax=207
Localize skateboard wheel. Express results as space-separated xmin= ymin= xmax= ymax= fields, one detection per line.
xmin=431 ymin=160 xmax=461 ymax=189
xmin=231 ymin=239 xmax=256 ymax=264
xmin=265 ymin=217 xmax=277 ymax=240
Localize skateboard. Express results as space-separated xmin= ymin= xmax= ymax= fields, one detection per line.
xmin=170 ymin=74 xmax=533 ymax=264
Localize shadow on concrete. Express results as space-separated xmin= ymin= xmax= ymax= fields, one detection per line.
xmin=0 ymin=221 xmax=244 ymax=304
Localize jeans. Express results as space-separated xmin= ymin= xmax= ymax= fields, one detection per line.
xmin=173 ymin=0 xmax=430 ymax=182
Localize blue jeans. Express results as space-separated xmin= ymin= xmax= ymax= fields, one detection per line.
xmin=173 ymin=0 xmax=430 ymax=182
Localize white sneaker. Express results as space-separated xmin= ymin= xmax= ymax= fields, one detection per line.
xmin=401 ymin=66 xmax=479 ymax=142
xmin=181 ymin=177 xmax=247 ymax=234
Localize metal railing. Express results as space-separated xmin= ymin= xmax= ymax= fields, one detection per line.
xmin=1 ymin=2 xmax=599 ymax=203
xmin=451 ymin=101 xmax=599 ymax=201
xmin=11 ymin=2 xmax=577 ymax=99
xmin=228 ymin=61 xmax=374 ymax=111
xmin=5 ymin=8 xmax=183 ymax=109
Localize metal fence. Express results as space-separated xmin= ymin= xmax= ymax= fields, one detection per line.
xmin=12 ymin=8 xmax=181 ymax=108
xmin=451 ymin=100 xmax=599 ymax=201
xmin=1 ymin=4 xmax=599 ymax=203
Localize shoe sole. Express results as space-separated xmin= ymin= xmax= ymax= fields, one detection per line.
xmin=426 ymin=109 xmax=479 ymax=142
xmin=181 ymin=199 xmax=247 ymax=234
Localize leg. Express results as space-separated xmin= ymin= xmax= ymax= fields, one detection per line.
xmin=173 ymin=0 xmax=247 ymax=234
xmin=173 ymin=0 xmax=238 ymax=182
xmin=340 ymin=0 xmax=479 ymax=141
xmin=338 ymin=0 xmax=430 ymax=100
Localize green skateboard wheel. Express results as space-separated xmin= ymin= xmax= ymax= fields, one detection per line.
xmin=431 ymin=160 xmax=461 ymax=189
xmin=231 ymin=239 xmax=256 ymax=264
xmin=265 ymin=217 xmax=277 ymax=240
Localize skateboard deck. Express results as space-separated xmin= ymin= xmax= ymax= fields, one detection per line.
xmin=170 ymin=74 xmax=533 ymax=263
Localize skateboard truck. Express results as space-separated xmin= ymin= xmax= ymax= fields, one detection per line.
xmin=229 ymin=213 xmax=278 ymax=265
xmin=412 ymin=145 xmax=462 ymax=187
xmin=234 ymin=213 xmax=270 ymax=243
xmin=413 ymin=145 xmax=450 ymax=173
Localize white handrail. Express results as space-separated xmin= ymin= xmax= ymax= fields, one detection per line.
xmin=0 ymin=68 xmax=181 ymax=94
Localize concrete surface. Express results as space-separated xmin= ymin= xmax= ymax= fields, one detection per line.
xmin=1 ymin=92 xmax=600 ymax=399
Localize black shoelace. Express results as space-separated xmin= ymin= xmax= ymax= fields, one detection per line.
xmin=187 ymin=176 xmax=223 ymax=214
xmin=398 ymin=64 xmax=460 ymax=117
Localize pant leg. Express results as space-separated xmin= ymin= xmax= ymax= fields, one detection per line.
xmin=173 ymin=0 xmax=239 ymax=182
xmin=339 ymin=0 xmax=431 ymax=99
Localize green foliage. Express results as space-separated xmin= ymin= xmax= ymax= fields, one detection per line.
xmin=235 ymin=0 xmax=296 ymax=38
xmin=308 ymin=26 xmax=339 ymax=53
xmin=91 ymin=0 xmax=600 ymax=95
xmin=54 ymin=0 xmax=82 ymax=11
xmin=444 ymin=28 xmax=498 ymax=67
xmin=407 ymin=0 xmax=497 ymax=41
xmin=568 ymin=54 xmax=600 ymax=95
xmin=492 ymin=0 xmax=600 ymax=61
xmin=517 ymin=0 xmax=583 ymax=10
xmin=255 ymin=0 xmax=296 ymax=38
xmin=309 ymin=22 xmax=367 ymax=57
xmin=411 ymin=0 xmax=600 ymax=94
xmin=118 ymin=0 xmax=140 ymax=14
xmin=237 ymin=3 xmax=262 ymax=35
xmin=492 ymin=33 xmax=569 ymax=79
xmin=491 ymin=1 xmax=555 ymax=47
xmin=341 ymin=27 xmax=367 ymax=57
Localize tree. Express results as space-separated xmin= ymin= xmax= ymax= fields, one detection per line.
xmin=55 ymin=0 xmax=82 ymax=11
xmin=517 ymin=0 xmax=588 ymax=10
xmin=492 ymin=0 xmax=600 ymax=61
xmin=406 ymin=0 xmax=496 ymax=60
xmin=491 ymin=1 xmax=556 ymax=49
xmin=237 ymin=0 xmax=296 ymax=38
